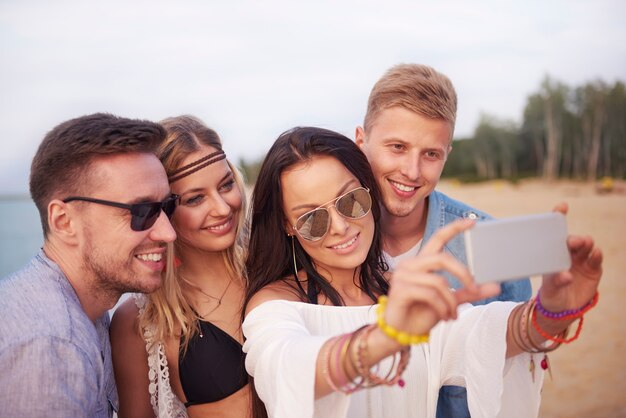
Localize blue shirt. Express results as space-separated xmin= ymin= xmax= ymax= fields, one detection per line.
xmin=424 ymin=189 xmax=532 ymax=304
xmin=0 ymin=250 xmax=118 ymax=418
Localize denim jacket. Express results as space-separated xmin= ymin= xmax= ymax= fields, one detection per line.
xmin=424 ymin=189 xmax=532 ymax=305
xmin=424 ymin=190 xmax=531 ymax=418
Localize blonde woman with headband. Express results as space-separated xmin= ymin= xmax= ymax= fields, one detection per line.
xmin=111 ymin=116 xmax=253 ymax=418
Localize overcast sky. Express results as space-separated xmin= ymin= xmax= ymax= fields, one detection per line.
xmin=1 ymin=0 xmax=624 ymax=195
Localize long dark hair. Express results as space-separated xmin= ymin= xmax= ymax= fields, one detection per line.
xmin=244 ymin=127 xmax=389 ymax=313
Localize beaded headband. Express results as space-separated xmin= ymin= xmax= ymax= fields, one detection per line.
xmin=168 ymin=150 xmax=227 ymax=183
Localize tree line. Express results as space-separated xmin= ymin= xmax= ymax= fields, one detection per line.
xmin=444 ymin=76 xmax=626 ymax=181
xmin=240 ymin=75 xmax=626 ymax=184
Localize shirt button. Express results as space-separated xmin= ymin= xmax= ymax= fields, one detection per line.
xmin=466 ymin=212 xmax=478 ymax=220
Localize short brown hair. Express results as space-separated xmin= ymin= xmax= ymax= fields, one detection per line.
xmin=29 ymin=113 xmax=166 ymax=236
xmin=364 ymin=63 xmax=457 ymax=132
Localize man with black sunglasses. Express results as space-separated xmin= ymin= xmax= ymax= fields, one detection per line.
xmin=356 ymin=64 xmax=532 ymax=418
xmin=0 ymin=113 xmax=177 ymax=417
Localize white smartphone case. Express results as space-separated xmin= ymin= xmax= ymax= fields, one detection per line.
xmin=464 ymin=212 xmax=571 ymax=283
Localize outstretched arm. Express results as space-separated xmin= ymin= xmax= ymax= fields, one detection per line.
xmin=318 ymin=219 xmax=499 ymax=398
xmin=506 ymin=233 xmax=602 ymax=357
xmin=506 ymin=203 xmax=603 ymax=357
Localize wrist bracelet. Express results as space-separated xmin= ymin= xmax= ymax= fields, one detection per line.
xmin=355 ymin=324 xmax=410 ymax=388
xmin=535 ymin=291 xmax=599 ymax=320
xmin=376 ymin=296 xmax=429 ymax=346
xmin=526 ymin=298 xmax=565 ymax=352
xmin=322 ymin=336 xmax=342 ymax=393
xmin=531 ymin=305 xmax=584 ymax=344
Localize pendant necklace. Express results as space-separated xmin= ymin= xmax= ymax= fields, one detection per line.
xmin=192 ymin=279 xmax=233 ymax=336
xmin=196 ymin=278 xmax=233 ymax=307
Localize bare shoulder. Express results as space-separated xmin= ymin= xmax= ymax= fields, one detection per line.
xmin=245 ymin=278 xmax=304 ymax=316
xmin=110 ymin=297 xmax=154 ymax=417
xmin=110 ymin=297 xmax=141 ymax=340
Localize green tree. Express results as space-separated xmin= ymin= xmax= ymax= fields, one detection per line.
xmin=520 ymin=93 xmax=545 ymax=176
xmin=442 ymin=137 xmax=478 ymax=180
xmin=575 ymin=80 xmax=608 ymax=180
xmin=471 ymin=114 xmax=520 ymax=179
xmin=238 ymin=156 xmax=265 ymax=185
xmin=605 ymin=81 xmax=626 ymax=178
xmin=540 ymin=77 xmax=569 ymax=180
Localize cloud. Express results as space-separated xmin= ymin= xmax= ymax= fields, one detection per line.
xmin=1 ymin=0 xmax=625 ymax=194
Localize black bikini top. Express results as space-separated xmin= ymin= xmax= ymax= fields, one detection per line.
xmin=179 ymin=319 xmax=248 ymax=406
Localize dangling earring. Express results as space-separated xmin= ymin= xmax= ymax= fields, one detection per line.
xmin=290 ymin=234 xmax=307 ymax=296
xmin=290 ymin=234 xmax=298 ymax=276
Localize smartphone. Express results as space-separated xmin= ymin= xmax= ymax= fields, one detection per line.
xmin=464 ymin=212 xmax=571 ymax=283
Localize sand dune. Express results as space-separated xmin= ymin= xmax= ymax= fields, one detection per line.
xmin=436 ymin=178 xmax=626 ymax=418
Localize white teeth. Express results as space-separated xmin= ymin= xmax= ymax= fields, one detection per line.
xmin=136 ymin=253 xmax=162 ymax=262
xmin=208 ymin=219 xmax=230 ymax=231
xmin=332 ymin=236 xmax=357 ymax=250
xmin=390 ymin=181 xmax=416 ymax=192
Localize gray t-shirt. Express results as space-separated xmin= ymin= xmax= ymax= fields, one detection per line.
xmin=0 ymin=250 xmax=118 ymax=417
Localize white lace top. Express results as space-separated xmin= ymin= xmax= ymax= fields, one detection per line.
xmin=243 ymin=300 xmax=545 ymax=418
xmin=134 ymin=295 xmax=188 ymax=418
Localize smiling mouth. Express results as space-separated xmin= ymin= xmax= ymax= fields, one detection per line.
xmin=135 ymin=253 xmax=163 ymax=262
xmin=206 ymin=218 xmax=231 ymax=231
xmin=331 ymin=234 xmax=358 ymax=250
xmin=390 ymin=180 xmax=417 ymax=192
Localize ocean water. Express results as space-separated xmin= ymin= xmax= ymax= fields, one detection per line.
xmin=0 ymin=197 xmax=43 ymax=278
xmin=0 ymin=197 xmax=130 ymax=314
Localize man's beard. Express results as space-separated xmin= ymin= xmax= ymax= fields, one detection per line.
xmin=82 ymin=235 xmax=161 ymax=299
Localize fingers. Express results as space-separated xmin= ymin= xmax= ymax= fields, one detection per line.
xmin=455 ymin=283 xmax=502 ymax=304
xmin=420 ymin=219 xmax=475 ymax=256
xmin=552 ymin=201 xmax=569 ymax=215
xmin=397 ymin=252 xmax=476 ymax=291
xmin=543 ymin=270 xmax=574 ymax=289
xmin=543 ymin=234 xmax=603 ymax=291
xmin=567 ymin=235 xmax=593 ymax=258
xmin=390 ymin=273 xmax=458 ymax=320
xmin=587 ymin=247 xmax=603 ymax=271
xmin=392 ymin=251 xmax=480 ymax=321
xmin=567 ymin=236 xmax=602 ymax=274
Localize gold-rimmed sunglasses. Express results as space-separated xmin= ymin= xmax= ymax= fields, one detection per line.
xmin=292 ymin=187 xmax=372 ymax=241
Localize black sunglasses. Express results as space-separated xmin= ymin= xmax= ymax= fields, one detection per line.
xmin=63 ymin=194 xmax=180 ymax=231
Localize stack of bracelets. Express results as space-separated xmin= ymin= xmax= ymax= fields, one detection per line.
xmin=321 ymin=295 xmax=429 ymax=394
xmin=509 ymin=290 xmax=599 ymax=380
xmin=323 ymin=291 xmax=599 ymax=393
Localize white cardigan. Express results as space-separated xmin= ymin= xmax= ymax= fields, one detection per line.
xmin=134 ymin=295 xmax=188 ymax=418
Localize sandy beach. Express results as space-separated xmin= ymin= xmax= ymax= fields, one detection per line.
xmin=435 ymin=178 xmax=626 ymax=418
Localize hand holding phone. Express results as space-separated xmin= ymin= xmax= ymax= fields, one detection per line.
xmin=464 ymin=212 xmax=571 ymax=283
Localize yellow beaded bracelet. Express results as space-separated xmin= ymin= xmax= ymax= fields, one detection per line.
xmin=377 ymin=296 xmax=429 ymax=346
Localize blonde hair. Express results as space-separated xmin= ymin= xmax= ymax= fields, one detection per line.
xmin=364 ymin=63 xmax=457 ymax=134
xmin=139 ymin=115 xmax=249 ymax=351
